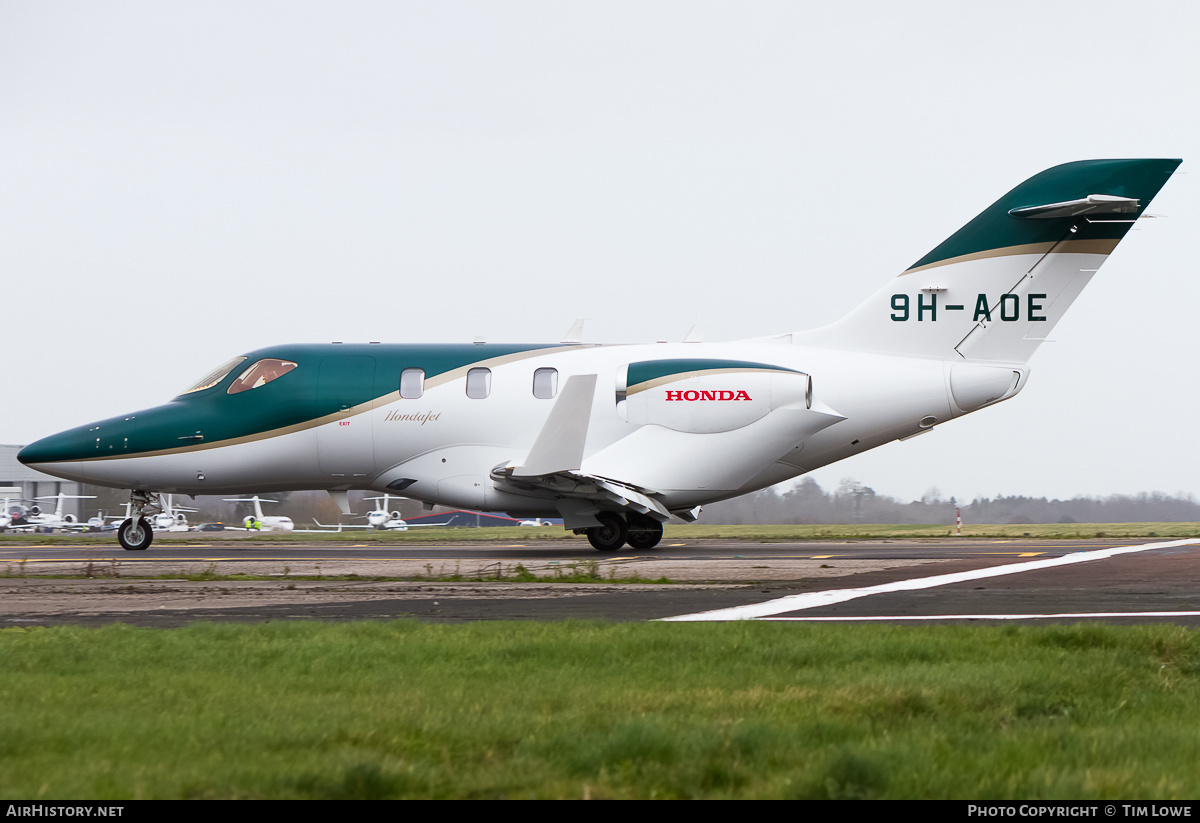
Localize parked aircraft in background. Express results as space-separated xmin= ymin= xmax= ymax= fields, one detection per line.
xmin=90 ymin=515 xmax=119 ymax=531
xmin=307 ymin=494 xmax=409 ymax=531
xmin=362 ymin=495 xmax=408 ymax=530
xmin=4 ymin=493 xmax=97 ymax=532
xmin=152 ymin=495 xmax=198 ymax=532
xmin=1 ymin=499 xmax=18 ymax=532
xmin=0 ymin=487 xmax=21 ymax=531
xmin=223 ymin=496 xmax=295 ymax=534
xmin=17 ymin=159 xmax=1181 ymax=552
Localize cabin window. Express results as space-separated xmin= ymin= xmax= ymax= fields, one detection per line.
xmin=400 ymin=368 xmax=425 ymax=399
xmin=227 ymin=359 xmax=299 ymax=394
xmin=179 ymin=356 xmax=247 ymax=395
xmin=466 ymin=368 xmax=491 ymax=399
xmin=533 ymin=367 xmax=558 ymax=399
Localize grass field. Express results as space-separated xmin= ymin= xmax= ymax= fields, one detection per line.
xmin=4 ymin=620 xmax=1200 ymax=799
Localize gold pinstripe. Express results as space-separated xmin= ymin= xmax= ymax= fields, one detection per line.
xmin=900 ymin=238 xmax=1119 ymax=276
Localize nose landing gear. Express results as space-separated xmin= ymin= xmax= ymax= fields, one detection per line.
xmin=118 ymin=490 xmax=163 ymax=551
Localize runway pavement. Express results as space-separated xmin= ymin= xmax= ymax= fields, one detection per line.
xmin=2 ymin=536 xmax=1199 ymax=627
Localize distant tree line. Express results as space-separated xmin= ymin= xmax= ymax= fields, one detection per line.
xmin=698 ymin=477 xmax=1200 ymax=525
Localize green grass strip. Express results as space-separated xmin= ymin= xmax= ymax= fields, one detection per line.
xmin=3 ymin=621 xmax=1200 ymax=799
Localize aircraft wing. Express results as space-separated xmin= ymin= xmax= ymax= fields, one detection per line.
xmin=493 ymin=372 xmax=695 ymax=529
xmin=491 ymin=465 xmax=692 ymax=529
xmin=296 ymin=520 xmax=371 ymax=532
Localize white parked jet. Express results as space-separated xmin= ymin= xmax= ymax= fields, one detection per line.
xmin=362 ymin=495 xmax=408 ymax=530
xmin=6 ymin=493 xmax=97 ymax=532
xmin=153 ymin=495 xmax=198 ymax=531
xmin=223 ymin=496 xmax=296 ymax=534
xmin=0 ymin=487 xmax=21 ymax=531
xmin=308 ymin=494 xmax=408 ymax=531
xmin=18 ymin=159 xmax=1181 ymax=551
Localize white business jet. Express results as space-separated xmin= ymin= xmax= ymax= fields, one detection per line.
xmin=17 ymin=159 xmax=1182 ymax=552
xmin=222 ymin=496 xmax=296 ymax=533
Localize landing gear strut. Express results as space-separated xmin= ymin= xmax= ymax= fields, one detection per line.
xmin=118 ymin=490 xmax=162 ymax=551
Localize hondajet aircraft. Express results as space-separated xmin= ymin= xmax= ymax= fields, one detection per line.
xmin=19 ymin=159 xmax=1180 ymax=551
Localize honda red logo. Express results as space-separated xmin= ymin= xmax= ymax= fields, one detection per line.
xmin=665 ymin=390 xmax=752 ymax=401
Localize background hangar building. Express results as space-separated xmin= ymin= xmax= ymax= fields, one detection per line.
xmin=0 ymin=444 xmax=87 ymax=519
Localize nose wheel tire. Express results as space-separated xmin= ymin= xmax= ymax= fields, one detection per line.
xmin=117 ymin=517 xmax=153 ymax=551
xmin=587 ymin=512 xmax=629 ymax=552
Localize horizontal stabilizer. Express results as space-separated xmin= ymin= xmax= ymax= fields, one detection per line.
xmin=1008 ymin=194 xmax=1139 ymax=219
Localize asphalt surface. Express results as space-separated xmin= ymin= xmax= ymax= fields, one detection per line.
xmin=2 ymin=536 xmax=1199 ymax=627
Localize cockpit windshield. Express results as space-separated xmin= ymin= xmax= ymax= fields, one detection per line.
xmin=179 ymin=356 xmax=248 ymax=396
xmin=227 ymin=359 xmax=299 ymax=394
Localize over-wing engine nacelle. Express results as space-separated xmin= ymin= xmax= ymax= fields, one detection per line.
xmin=585 ymin=359 xmax=841 ymax=496
xmin=617 ymin=359 xmax=813 ymax=433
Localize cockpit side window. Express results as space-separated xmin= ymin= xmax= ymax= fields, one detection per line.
xmin=179 ymin=356 xmax=248 ymax=396
xmin=227 ymin=359 xmax=299 ymax=394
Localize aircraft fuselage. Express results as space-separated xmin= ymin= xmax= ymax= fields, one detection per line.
xmin=17 ymin=339 xmax=982 ymax=515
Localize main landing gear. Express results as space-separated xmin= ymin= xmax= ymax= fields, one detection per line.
xmin=583 ymin=512 xmax=664 ymax=552
xmin=118 ymin=490 xmax=162 ymax=551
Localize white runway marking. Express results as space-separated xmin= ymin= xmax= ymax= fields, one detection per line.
xmin=762 ymin=612 xmax=1200 ymax=622
xmin=660 ymin=538 xmax=1200 ymax=622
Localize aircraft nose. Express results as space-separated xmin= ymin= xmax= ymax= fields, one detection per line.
xmin=19 ymin=428 xmax=91 ymax=466
xmin=17 ymin=428 xmax=92 ymax=484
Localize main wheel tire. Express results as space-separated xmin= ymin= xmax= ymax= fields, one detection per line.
xmin=117 ymin=517 xmax=153 ymax=551
xmin=626 ymin=514 xmax=664 ymax=550
xmin=586 ymin=512 xmax=628 ymax=552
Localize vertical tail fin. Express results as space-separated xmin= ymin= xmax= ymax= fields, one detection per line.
xmin=802 ymin=159 xmax=1181 ymax=363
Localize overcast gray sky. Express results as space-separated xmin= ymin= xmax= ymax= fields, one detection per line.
xmin=3 ymin=1 xmax=1198 ymax=504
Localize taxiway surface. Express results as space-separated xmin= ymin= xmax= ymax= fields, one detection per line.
xmin=2 ymin=536 xmax=1198 ymax=627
